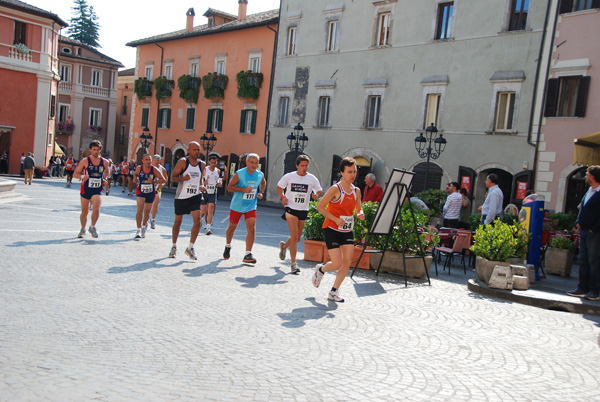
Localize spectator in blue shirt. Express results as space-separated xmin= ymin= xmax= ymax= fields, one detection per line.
xmin=481 ymin=173 xmax=503 ymax=225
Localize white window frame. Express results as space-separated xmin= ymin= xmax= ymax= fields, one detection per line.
xmin=214 ymin=55 xmax=227 ymax=75
xmin=189 ymin=59 xmax=199 ymax=77
xmin=363 ymin=79 xmax=387 ymax=129
xmin=244 ymin=109 xmax=254 ymax=134
xmin=60 ymin=64 xmax=71 ymax=83
xmin=89 ymin=108 xmax=102 ymax=127
xmin=145 ymin=65 xmax=153 ymax=80
xmin=164 ymin=62 xmax=173 ymax=80
xmin=120 ymin=125 xmax=126 ymax=144
xmin=58 ymin=103 xmax=70 ymax=123
xmin=212 ymin=109 xmax=222 ymax=133
xmin=317 ymin=96 xmax=331 ymax=127
xmin=494 ymin=92 xmax=516 ymax=132
xmin=420 ymin=77 xmax=448 ymax=130
xmin=488 ymin=81 xmax=521 ymax=134
xmin=376 ymin=12 xmax=391 ymax=46
xmin=327 ymin=20 xmax=339 ymax=52
xmin=367 ymin=95 xmax=382 ymax=129
xmin=287 ymin=26 xmax=297 ymax=55
xmin=91 ymin=69 xmax=102 ymax=87
xmin=424 ymin=93 xmax=442 ymax=129
xmin=277 ymin=95 xmax=291 ymax=126
xmin=158 ymin=108 xmax=170 ymax=129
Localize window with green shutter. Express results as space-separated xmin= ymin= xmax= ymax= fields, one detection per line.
xmin=209 ymin=108 xmax=223 ymax=132
xmin=186 ymin=108 xmax=195 ymax=130
xmin=141 ymin=108 xmax=149 ymax=127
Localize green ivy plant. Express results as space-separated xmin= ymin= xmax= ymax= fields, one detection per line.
xmin=153 ymin=76 xmax=175 ymax=100
xmin=177 ymin=74 xmax=201 ymax=103
xmin=549 ymin=233 xmax=576 ymax=251
xmin=471 ymin=219 xmax=531 ymax=261
xmin=202 ymin=72 xmax=229 ymax=99
xmin=236 ymin=70 xmax=264 ymax=99
xmin=353 ymin=201 xmax=379 ymax=244
xmin=302 ymin=200 xmax=325 ymax=241
xmin=133 ymin=77 xmax=153 ymax=101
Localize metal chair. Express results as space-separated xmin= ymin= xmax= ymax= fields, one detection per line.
xmin=434 ymin=232 xmax=471 ymax=275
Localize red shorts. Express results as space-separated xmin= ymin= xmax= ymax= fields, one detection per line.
xmin=229 ymin=209 xmax=257 ymax=224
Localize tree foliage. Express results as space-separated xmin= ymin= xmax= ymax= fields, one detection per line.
xmin=67 ymin=0 xmax=101 ymax=48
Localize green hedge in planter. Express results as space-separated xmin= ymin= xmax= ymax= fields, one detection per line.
xmin=470 ymin=219 xmax=530 ymax=261
xmin=416 ymin=189 xmax=447 ymax=217
xmin=202 ymin=72 xmax=229 ymax=99
xmin=302 ymin=200 xmax=325 ymax=241
xmin=236 ymin=70 xmax=264 ymax=99
xmin=133 ymin=78 xmax=153 ymax=101
xmin=153 ymin=76 xmax=174 ymax=100
xmin=549 ymin=212 xmax=577 ymax=231
xmin=549 ymin=233 xmax=577 ymax=251
xmin=177 ymin=74 xmax=201 ymax=103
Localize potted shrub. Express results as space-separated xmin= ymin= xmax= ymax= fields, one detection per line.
xmin=544 ymin=233 xmax=576 ymax=277
xmin=202 ymin=72 xmax=229 ymax=99
xmin=133 ymin=77 xmax=153 ymax=100
xmin=416 ymin=189 xmax=447 ymax=226
xmin=369 ymin=205 xmax=439 ymax=278
xmin=302 ymin=200 xmax=326 ymax=262
xmin=352 ymin=201 xmax=379 ymax=270
xmin=153 ymin=76 xmax=175 ymax=100
xmin=470 ymin=219 xmax=531 ymax=284
xmin=177 ymin=74 xmax=201 ymax=103
xmin=236 ymin=70 xmax=264 ymax=99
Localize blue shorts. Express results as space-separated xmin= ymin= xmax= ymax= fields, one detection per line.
xmin=81 ymin=190 xmax=102 ymax=200
xmin=202 ymin=193 xmax=217 ymax=205
xmin=137 ymin=192 xmax=155 ymax=204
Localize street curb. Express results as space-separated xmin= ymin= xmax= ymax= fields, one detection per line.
xmin=467 ymin=279 xmax=600 ymax=316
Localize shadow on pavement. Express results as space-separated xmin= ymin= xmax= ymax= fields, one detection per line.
xmin=277 ymin=297 xmax=338 ymax=328
xmin=182 ymin=261 xmax=245 ymax=277
xmin=107 ymin=258 xmax=188 ymax=273
xmin=7 ymin=237 xmax=134 ymax=247
xmin=235 ymin=266 xmax=289 ymax=288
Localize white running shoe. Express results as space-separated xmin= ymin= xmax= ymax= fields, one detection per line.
xmin=168 ymin=247 xmax=176 ymax=258
xmin=328 ymin=290 xmax=344 ymax=302
xmin=77 ymin=228 xmax=86 ymax=238
xmin=88 ymin=226 xmax=98 ymax=238
xmin=291 ymin=262 xmax=300 ymax=275
xmin=185 ymin=247 xmax=197 ymax=260
xmin=205 ymin=227 xmax=212 ymax=235
xmin=150 ymin=219 xmax=156 ymax=229
xmin=135 ymin=229 xmax=142 ymax=240
xmin=279 ymin=241 xmax=286 ymax=261
xmin=312 ymin=264 xmax=324 ymax=288
xmin=141 ymin=226 xmax=147 ymax=238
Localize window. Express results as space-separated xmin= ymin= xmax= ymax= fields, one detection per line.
xmin=50 ymin=95 xmax=56 ymax=118
xmin=190 ymin=61 xmax=199 ymax=77
xmin=544 ymin=76 xmax=591 ymax=118
xmin=424 ymin=93 xmax=441 ymax=129
xmin=158 ymin=108 xmax=171 ymax=129
xmin=215 ymin=59 xmax=226 ymax=75
xmin=327 ymin=20 xmax=339 ymax=51
xmin=494 ymin=92 xmax=516 ymax=132
xmin=13 ymin=21 xmax=26 ymax=44
xmin=436 ymin=2 xmax=453 ymax=40
xmin=122 ymin=95 xmax=128 ymax=115
xmin=508 ymin=0 xmax=529 ymax=31
xmin=240 ymin=109 xmax=257 ymax=134
xmin=317 ymin=96 xmax=331 ymax=127
xmin=59 ymin=104 xmax=69 ymax=123
xmin=91 ymin=69 xmax=102 ymax=87
xmin=141 ymin=108 xmax=150 ymax=127
xmin=89 ymin=108 xmax=102 ymax=127
xmin=160 ymin=144 xmax=165 ymax=158
xmin=376 ymin=13 xmax=391 ymax=46
xmin=60 ymin=65 xmax=71 ymax=83
xmin=145 ymin=66 xmax=153 ymax=80
xmin=367 ymin=95 xmax=382 ymax=128
xmin=120 ymin=125 xmax=126 ymax=144
xmin=278 ymin=96 xmax=290 ymax=126
xmin=287 ymin=27 xmax=297 ymax=55
xmin=207 ymin=109 xmax=223 ymax=132
xmin=249 ymin=57 xmax=261 ymax=73
xmin=560 ymin=0 xmax=600 ymax=13
xmin=185 ymin=108 xmax=196 ymax=130
xmin=164 ymin=63 xmax=173 ymax=80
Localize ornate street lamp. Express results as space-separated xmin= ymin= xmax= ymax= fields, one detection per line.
xmin=287 ymin=123 xmax=309 ymax=154
xmin=200 ymin=131 xmax=218 ymax=153
xmin=140 ymin=126 xmax=153 ymax=150
xmin=414 ymin=123 xmax=447 ymax=190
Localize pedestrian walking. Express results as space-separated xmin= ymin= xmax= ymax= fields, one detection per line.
xmin=200 ymin=154 xmax=222 ymax=235
xmin=133 ymin=154 xmax=166 ymax=239
xmin=23 ymin=152 xmax=35 ymax=185
xmin=223 ymin=153 xmax=266 ymax=264
xmin=169 ymin=142 xmax=205 ymax=260
xmin=73 ymin=140 xmax=109 ymax=238
xmin=150 ymin=155 xmax=167 ymax=230
xmin=276 ymin=154 xmax=322 ymax=274
xmin=311 ymin=157 xmax=365 ymax=302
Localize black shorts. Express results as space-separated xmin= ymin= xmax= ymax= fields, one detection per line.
xmin=202 ymin=193 xmax=217 ymax=205
xmin=174 ymin=194 xmax=202 ymax=215
xmin=282 ymin=207 xmax=308 ymax=221
xmin=324 ymin=227 xmax=354 ymax=250
xmin=65 ymin=170 xmax=74 ymax=177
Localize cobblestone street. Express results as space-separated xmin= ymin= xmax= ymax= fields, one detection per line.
xmin=1 ymin=178 xmax=599 ymax=401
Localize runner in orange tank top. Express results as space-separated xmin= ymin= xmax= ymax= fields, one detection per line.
xmin=311 ymin=157 xmax=365 ymax=302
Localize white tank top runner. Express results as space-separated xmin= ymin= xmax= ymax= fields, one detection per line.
xmin=204 ymin=167 xmax=220 ymax=194
xmin=175 ymin=158 xmax=202 ymax=200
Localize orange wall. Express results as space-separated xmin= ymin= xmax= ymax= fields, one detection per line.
xmin=132 ymin=22 xmax=276 ymax=166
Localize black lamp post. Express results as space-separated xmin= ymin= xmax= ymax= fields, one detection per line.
xmin=200 ymin=131 xmax=218 ymax=153
xmin=140 ymin=126 xmax=153 ymax=150
xmin=414 ymin=123 xmax=447 ymax=190
xmin=286 ymin=123 xmax=309 ymax=154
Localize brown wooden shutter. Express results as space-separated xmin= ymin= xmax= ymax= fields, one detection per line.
xmin=559 ymin=0 xmax=573 ymax=13
xmin=544 ymin=78 xmax=560 ymax=117
xmin=574 ymin=76 xmax=591 ymax=117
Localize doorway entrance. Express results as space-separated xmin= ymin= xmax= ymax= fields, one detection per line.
xmin=565 ymin=167 xmax=588 ymax=214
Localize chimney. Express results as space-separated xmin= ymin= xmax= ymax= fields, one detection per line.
xmin=186 ymin=8 xmax=195 ymax=32
xmin=238 ymin=0 xmax=247 ymax=20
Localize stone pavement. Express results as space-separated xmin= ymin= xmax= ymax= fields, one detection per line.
xmin=1 ymin=177 xmax=600 ymax=402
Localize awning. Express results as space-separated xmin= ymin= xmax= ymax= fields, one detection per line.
xmin=54 ymin=142 xmax=65 ymax=156
xmin=573 ymin=131 xmax=600 ymax=166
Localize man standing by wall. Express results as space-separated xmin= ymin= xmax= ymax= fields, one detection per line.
xmin=363 ymin=173 xmax=383 ymax=203
xmin=443 ymin=182 xmax=462 ymax=228
xmin=567 ymin=165 xmax=600 ymax=301
xmin=481 ymin=173 xmax=503 ymax=225
xmin=23 ymin=152 xmax=35 ymax=185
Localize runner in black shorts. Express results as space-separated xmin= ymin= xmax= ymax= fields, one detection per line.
xmin=200 ymin=155 xmax=222 ymax=235
xmin=133 ymin=154 xmax=166 ymax=239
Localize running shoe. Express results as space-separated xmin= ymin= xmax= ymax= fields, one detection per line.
xmin=312 ymin=264 xmax=324 ymax=288
xmin=243 ymin=253 xmax=257 ymax=264
xmin=122 ymin=189 xmax=125 ymax=193
xmin=106 ymin=190 xmax=109 ymax=195
xmin=150 ymin=219 xmax=156 ymax=229
xmin=328 ymin=290 xmax=345 ymax=303
xmin=168 ymin=247 xmax=177 ymax=258
xmin=88 ymin=226 xmax=98 ymax=238
xmin=77 ymin=228 xmax=86 ymax=238
xmin=135 ymin=229 xmax=142 ymax=240
xmin=223 ymin=246 xmax=231 ymax=260
xmin=205 ymin=227 xmax=212 ymax=235
xmin=185 ymin=247 xmax=198 ymax=260
xmin=291 ymin=262 xmax=300 ymax=274
xmin=141 ymin=226 xmax=147 ymax=238
xmin=128 ymin=192 xmax=132 ymax=196
xmin=279 ymin=241 xmax=286 ymax=261
xmin=66 ymin=183 xmax=71 ymax=188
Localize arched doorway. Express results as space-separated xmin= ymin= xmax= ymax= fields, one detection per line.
xmin=477 ymin=168 xmax=513 ymax=209
xmin=354 ymin=156 xmax=372 ymax=191
xmin=411 ymin=162 xmax=443 ymax=193
xmin=565 ymin=166 xmax=588 ymax=214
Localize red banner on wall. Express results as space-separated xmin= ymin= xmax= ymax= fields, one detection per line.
xmin=516 ymin=181 xmax=528 ymax=200
xmin=461 ymin=176 xmax=471 ymax=194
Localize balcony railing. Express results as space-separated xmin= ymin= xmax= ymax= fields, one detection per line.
xmin=8 ymin=46 xmax=32 ymax=62
xmin=59 ymin=82 xmax=72 ymax=92
xmin=82 ymin=85 xmax=109 ymax=97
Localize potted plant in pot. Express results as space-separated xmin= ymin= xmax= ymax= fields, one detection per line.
xmin=352 ymin=201 xmax=379 ymax=270
xmin=302 ymin=200 xmax=326 ymax=262
xmin=544 ymin=233 xmax=576 ymax=277
xmin=470 ymin=219 xmax=531 ymax=284
xmin=369 ymin=205 xmax=439 ymax=278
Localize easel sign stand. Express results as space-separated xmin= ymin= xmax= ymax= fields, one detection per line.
xmin=350 ymin=169 xmax=431 ymax=287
